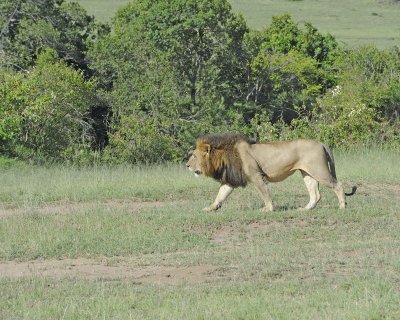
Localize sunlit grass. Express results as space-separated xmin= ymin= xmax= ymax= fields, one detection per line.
xmin=1 ymin=274 xmax=399 ymax=319
xmin=0 ymin=164 xmax=205 ymax=206
xmin=0 ymin=148 xmax=399 ymax=319
xmin=75 ymin=0 xmax=400 ymax=48
xmin=1 ymin=148 xmax=397 ymax=206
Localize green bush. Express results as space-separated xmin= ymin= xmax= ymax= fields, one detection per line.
xmin=103 ymin=113 xmax=179 ymax=164
xmin=0 ymin=70 xmax=23 ymax=152
xmin=0 ymin=0 xmax=106 ymax=70
xmin=0 ymin=48 xmax=97 ymax=162
xmin=240 ymin=15 xmax=338 ymax=122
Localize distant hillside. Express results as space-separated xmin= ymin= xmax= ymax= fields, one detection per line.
xmin=75 ymin=0 xmax=400 ymax=48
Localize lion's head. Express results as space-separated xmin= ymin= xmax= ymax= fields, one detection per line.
xmin=186 ymin=134 xmax=255 ymax=187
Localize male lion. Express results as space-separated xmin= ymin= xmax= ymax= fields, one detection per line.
xmin=186 ymin=134 xmax=356 ymax=212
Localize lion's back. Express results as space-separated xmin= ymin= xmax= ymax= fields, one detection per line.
xmin=248 ymin=139 xmax=329 ymax=181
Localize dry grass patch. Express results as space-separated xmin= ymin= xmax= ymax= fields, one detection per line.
xmin=0 ymin=258 xmax=222 ymax=285
xmin=0 ymin=198 xmax=181 ymax=218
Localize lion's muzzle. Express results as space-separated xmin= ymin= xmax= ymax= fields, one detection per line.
xmin=186 ymin=163 xmax=201 ymax=176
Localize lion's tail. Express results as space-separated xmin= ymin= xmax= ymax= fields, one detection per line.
xmin=322 ymin=143 xmax=337 ymax=179
xmin=345 ymin=186 xmax=357 ymax=196
xmin=322 ymin=143 xmax=357 ymax=197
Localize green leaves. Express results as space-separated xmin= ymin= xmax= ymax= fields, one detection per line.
xmin=0 ymin=0 xmax=101 ymax=70
xmin=242 ymin=15 xmax=334 ymax=122
xmin=0 ymin=48 xmax=97 ymax=161
xmin=88 ymin=0 xmax=249 ymax=161
xmin=104 ymin=113 xmax=179 ymax=164
xmin=2 ymin=0 xmax=399 ymax=163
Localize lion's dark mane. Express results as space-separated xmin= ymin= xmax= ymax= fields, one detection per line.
xmin=196 ymin=134 xmax=256 ymax=188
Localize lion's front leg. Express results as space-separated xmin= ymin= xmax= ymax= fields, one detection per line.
xmin=203 ymin=184 xmax=234 ymax=212
xmin=251 ymin=177 xmax=274 ymax=212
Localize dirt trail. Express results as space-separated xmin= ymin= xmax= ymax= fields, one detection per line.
xmin=0 ymin=198 xmax=182 ymax=218
xmin=0 ymin=257 xmax=221 ymax=284
xmin=359 ymin=183 xmax=400 ymax=197
xmin=0 ymin=198 xmax=219 ymax=284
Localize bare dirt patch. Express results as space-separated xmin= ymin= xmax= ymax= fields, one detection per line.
xmin=0 ymin=258 xmax=222 ymax=285
xmin=358 ymin=183 xmax=400 ymax=198
xmin=0 ymin=198 xmax=183 ymax=219
xmin=210 ymin=220 xmax=293 ymax=245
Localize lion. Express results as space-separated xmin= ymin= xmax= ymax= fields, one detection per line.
xmin=186 ymin=134 xmax=356 ymax=212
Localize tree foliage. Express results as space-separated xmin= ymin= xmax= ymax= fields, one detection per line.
xmin=91 ymin=0 xmax=247 ymax=110
xmin=1 ymin=0 xmax=399 ymax=164
xmin=0 ymin=48 xmax=97 ymax=161
xmin=0 ymin=0 xmax=108 ymax=70
xmin=239 ymin=14 xmax=338 ymax=122
xmin=89 ymin=0 xmax=249 ymax=161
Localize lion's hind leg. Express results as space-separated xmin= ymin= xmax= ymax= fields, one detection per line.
xmin=332 ymin=182 xmax=346 ymax=209
xmin=301 ymin=172 xmax=321 ymax=210
xmin=316 ymin=177 xmax=346 ymax=209
xmin=249 ymin=175 xmax=274 ymax=212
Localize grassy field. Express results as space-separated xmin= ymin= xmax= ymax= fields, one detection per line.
xmin=75 ymin=0 xmax=400 ymax=48
xmin=0 ymin=149 xmax=399 ymax=319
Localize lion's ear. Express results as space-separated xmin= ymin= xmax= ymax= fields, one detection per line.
xmin=200 ymin=143 xmax=211 ymax=156
xmin=197 ymin=142 xmax=211 ymax=155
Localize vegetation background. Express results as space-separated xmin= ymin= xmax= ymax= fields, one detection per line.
xmin=0 ymin=1 xmax=399 ymax=318
xmin=1 ymin=0 xmax=399 ymax=164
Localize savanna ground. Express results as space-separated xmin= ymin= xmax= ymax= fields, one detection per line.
xmin=0 ymin=149 xmax=399 ymax=319
xmin=76 ymin=0 xmax=400 ymax=48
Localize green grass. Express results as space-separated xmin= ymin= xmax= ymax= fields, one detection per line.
xmin=0 ymin=164 xmax=199 ymax=206
xmin=1 ymin=276 xmax=399 ymax=319
xmin=230 ymin=0 xmax=400 ymax=48
xmin=75 ymin=0 xmax=400 ymax=48
xmin=74 ymin=0 xmax=129 ymax=22
xmin=0 ymin=149 xmax=399 ymax=319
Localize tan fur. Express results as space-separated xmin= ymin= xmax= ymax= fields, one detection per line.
xmin=186 ymin=134 xmax=356 ymax=212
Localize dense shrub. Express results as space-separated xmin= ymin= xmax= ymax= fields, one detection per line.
xmin=0 ymin=49 xmax=97 ymax=162
xmin=103 ymin=113 xmax=179 ymax=164
xmin=0 ymin=0 xmax=107 ymax=70
xmin=238 ymin=14 xmax=338 ymax=123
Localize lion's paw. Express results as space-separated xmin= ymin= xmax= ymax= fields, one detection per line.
xmin=203 ymin=204 xmax=220 ymax=212
xmin=260 ymin=206 xmax=274 ymax=212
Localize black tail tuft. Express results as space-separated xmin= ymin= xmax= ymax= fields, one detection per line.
xmin=345 ymin=186 xmax=357 ymax=196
